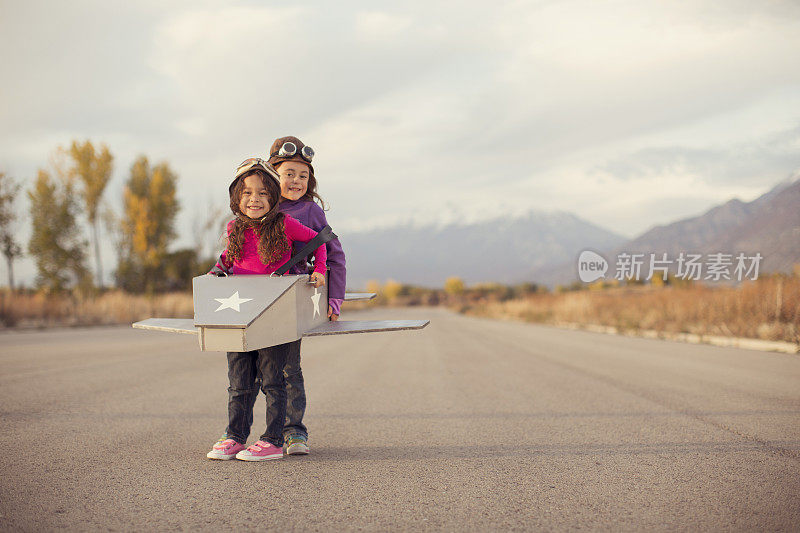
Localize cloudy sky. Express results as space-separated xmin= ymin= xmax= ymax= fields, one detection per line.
xmin=2 ymin=0 xmax=799 ymax=283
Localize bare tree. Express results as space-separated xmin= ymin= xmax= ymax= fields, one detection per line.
xmin=0 ymin=172 xmax=22 ymax=289
xmin=192 ymin=197 xmax=226 ymax=262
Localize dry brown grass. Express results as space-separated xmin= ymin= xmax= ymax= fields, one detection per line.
xmin=0 ymin=289 xmax=193 ymax=329
xmin=3 ymin=276 xmax=798 ymax=345
xmin=462 ymin=276 xmax=800 ymax=344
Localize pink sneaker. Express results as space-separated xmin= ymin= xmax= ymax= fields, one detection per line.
xmin=235 ymin=440 xmax=284 ymax=461
xmin=207 ymin=438 xmax=246 ymax=460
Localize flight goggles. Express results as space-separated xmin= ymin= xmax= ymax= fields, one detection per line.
xmin=272 ymin=141 xmax=315 ymax=162
xmin=234 ymin=157 xmax=278 ymax=180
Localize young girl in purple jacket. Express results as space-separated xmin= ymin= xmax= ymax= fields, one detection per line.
xmin=214 ymin=137 xmax=347 ymax=456
xmin=268 ymin=136 xmax=347 ymax=455
xmin=206 ymin=158 xmax=327 ymax=461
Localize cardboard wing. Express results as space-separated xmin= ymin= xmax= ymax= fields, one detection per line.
xmin=305 ymin=319 xmax=429 ymax=336
xmin=131 ymin=276 xmax=427 ymax=351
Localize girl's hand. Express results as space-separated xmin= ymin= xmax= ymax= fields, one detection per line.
xmin=309 ymin=271 xmax=326 ymax=287
xmin=328 ymin=306 xmax=339 ymax=322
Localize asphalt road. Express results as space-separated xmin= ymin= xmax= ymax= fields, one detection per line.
xmin=1 ymin=307 xmax=798 ymax=531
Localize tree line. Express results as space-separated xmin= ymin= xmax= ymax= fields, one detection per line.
xmin=0 ymin=141 xmax=219 ymax=294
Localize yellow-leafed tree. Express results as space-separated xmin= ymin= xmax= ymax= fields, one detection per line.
xmin=444 ymin=276 xmax=465 ymax=296
xmin=383 ymin=279 xmax=402 ymax=301
xmin=27 ymin=170 xmax=89 ymax=292
xmin=68 ymin=141 xmax=113 ymax=288
xmin=116 ymin=156 xmax=179 ymax=293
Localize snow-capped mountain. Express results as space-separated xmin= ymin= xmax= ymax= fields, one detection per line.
xmin=338 ymin=173 xmax=800 ymax=289
xmin=340 ymin=209 xmax=626 ymax=288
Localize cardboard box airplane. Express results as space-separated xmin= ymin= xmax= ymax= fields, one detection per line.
xmin=132 ymin=274 xmax=429 ymax=351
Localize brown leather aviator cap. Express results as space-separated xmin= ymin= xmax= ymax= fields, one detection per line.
xmin=267 ymin=136 xmax=315 ymax=177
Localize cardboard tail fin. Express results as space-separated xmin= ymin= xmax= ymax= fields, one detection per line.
xmin=344 ymin=292 xmax=376 ymax=301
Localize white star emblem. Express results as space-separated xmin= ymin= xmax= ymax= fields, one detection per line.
xmin=311 ymin=288 xmax=321 ymax=318
xmin=214 ymin=291 xmax=253 ymax=312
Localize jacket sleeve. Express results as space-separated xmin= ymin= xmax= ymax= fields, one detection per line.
xmin=307 ymin=204 xmax=347 ymax=301
xmin=284 ymin=216 xmax=327 ymax=274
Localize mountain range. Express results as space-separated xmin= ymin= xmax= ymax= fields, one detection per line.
xmin=612 ymin=175 xmax=800 ymax=276
xmin=340 ymin=175 xmax=800 ymax=289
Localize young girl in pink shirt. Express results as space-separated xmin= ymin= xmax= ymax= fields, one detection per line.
xmin=206 ymin=158 xmax=326 ymax=461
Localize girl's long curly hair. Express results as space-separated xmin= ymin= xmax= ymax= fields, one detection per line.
xmin=225 ymin=169 xmax=290 ymax=266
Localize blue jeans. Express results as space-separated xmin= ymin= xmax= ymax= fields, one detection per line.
xmin=282 ymin=339 xmax=308 ymax=438
xmin=240 ymin=339 xmax=307 ymax=441
xmin=225 ymin=342 xmax=291 ymax=447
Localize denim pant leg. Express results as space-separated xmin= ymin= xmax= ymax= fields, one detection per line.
xmin=257 ymin=342 xmax=290 ymax=447
xmin=222 ymin=374 xmax=258 ymax=436
xmin=225 ymin=350 xmax=258 ymax=444
xmin=283 ymin=339 xmax=307 ymax=439
xmin=246 ymin=373 xmax=261 ymax=430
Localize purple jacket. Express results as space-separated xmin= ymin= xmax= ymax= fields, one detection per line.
xmin=279 ymin=198 xmax=346 ymax=315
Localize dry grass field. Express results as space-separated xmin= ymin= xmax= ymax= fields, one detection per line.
xmin=460 ymin=276 xmax=799 ymax=344
xmin=0 ymin=289 xmax=193 ymax=329
xmin=2 ymin=276 xmax=798 ymax=346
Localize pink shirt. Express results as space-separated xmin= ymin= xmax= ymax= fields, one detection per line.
xmin=219 ymin=216 xmax=327 ymax=276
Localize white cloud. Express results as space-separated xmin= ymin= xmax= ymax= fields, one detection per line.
xmin=1 ymin=0 xmax=800 ymax=286
xmin=354 ymin=11 xmax=412 ymax=41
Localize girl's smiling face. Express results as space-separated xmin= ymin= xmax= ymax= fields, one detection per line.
xmin=276 ymin=161 xmax=310 ymax=201
xmin=238 ymin=173 xmax=270 ymax=218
